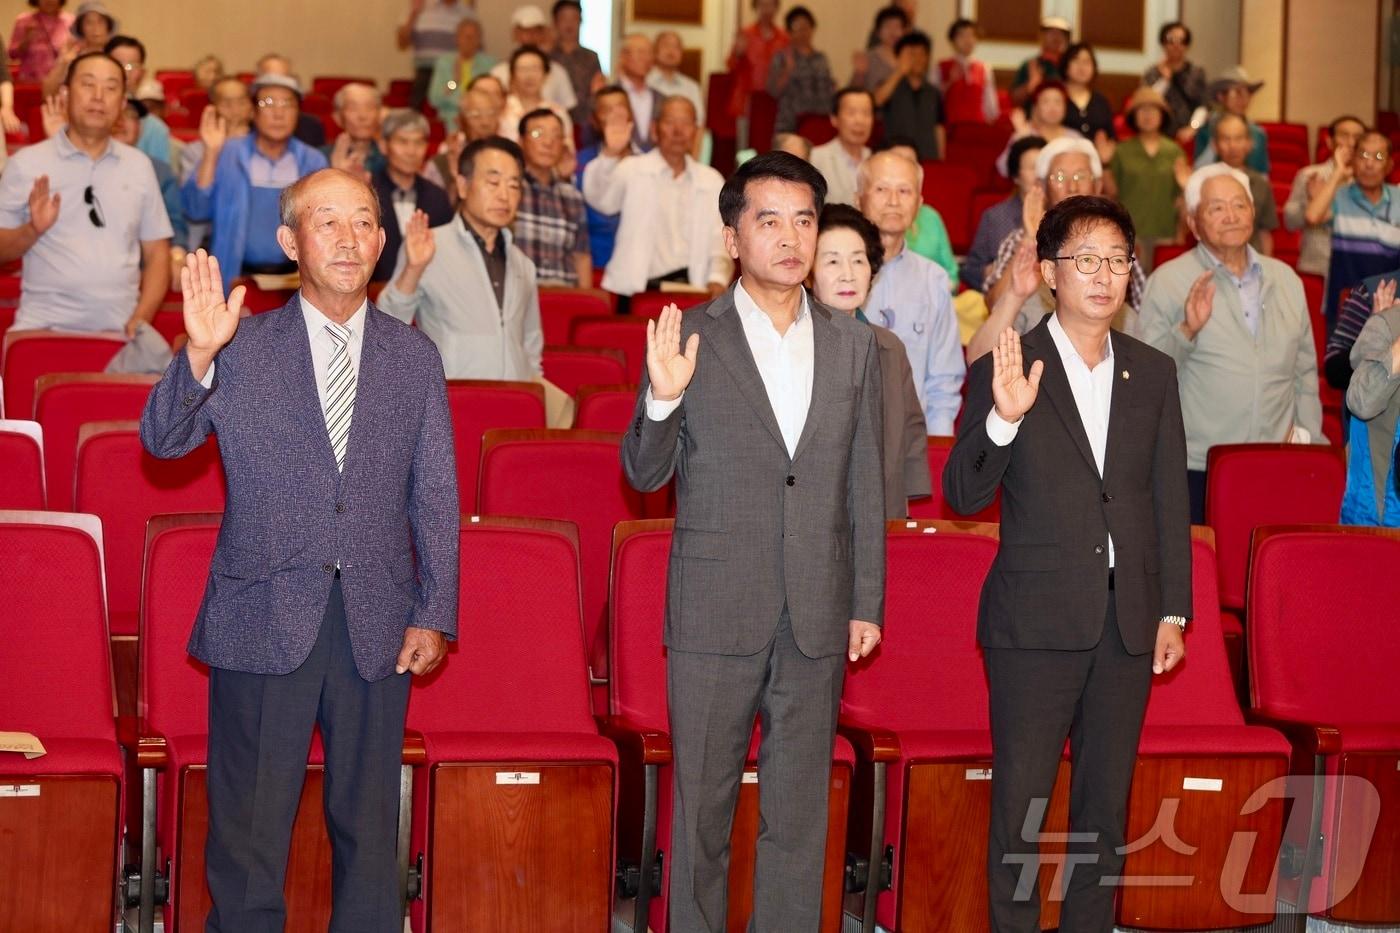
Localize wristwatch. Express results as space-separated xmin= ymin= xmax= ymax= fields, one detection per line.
xmin=1160 ymin=615 xmax=1187 ymax=629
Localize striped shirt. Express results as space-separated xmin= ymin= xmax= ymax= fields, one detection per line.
xmin=514 ymin=171 xmax=590 ymax=286
xmin=411 ymin=1 xmax=475 ymax=66
xmin=1326 ymin=182 xmax=1400 ymax=318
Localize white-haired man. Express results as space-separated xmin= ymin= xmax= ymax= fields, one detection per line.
xmin=1138 ymin=162 xmax=1322 ymax=521
xmin=969 ymin=136 xmax=1148 ymax=361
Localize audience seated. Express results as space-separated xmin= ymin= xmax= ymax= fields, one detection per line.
xmin=1142 ymin=20 xmax=1208 ymax=143
xmin=935 ymin=18 xmax=998 ymax=125
xmin=809 ymin=87 xmax=873 ymax=207
xmin=515 ymin=108 xmax=591 ymax=287
xmin=1284 ymin=115 xmax=1365 ymax=277
xmin=963 ymin=134 xmax=1043 ymax=290
xmin=426 ymin=18 xmax=494 ymax=128
xmin=498 ymin=45 xmax=574 ymax=145
xmin=380 ymin=137 xmax=544 ymax=381
xmin=1108 ymin=88 xmax=1188 ymax=267
xmin=878 ymin=31 xmax=942 ymax=161
xmin=1010 ymin=15 xmax=1070 ymax=106
xmin=324 ymin=82 xmax=386 ymax=178
xmin=370 ymin=110 xmax=453 ymax=284
xmin=489 ymin=5 xmax=578 ymax=114
xmin=857 ymin=149 xmax=964 ymax=433
xmin=396 ymin=0 xmax=476 ymax=109
xmin=615 ymin=34 xmax=663 ymax=151
xmin=550 ymin=0 xmax=603 ymax=135
xmin=0 ymin=51 xmax=172 ymax=337
xmin=1138 ymin=163 xmax=1322 ymax=521
xmin=1194 ymin=66 xmax=1270 ymax=174
xmin=183 ymin=72 xmax=328 ymax=288
xmin=765 ymin=6 xmax=834 ymax=140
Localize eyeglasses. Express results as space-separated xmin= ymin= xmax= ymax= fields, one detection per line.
xmin=1054 ymin=254 xmax=1133 ymax=275
xmin=84 ymin=185 xmax=105 ymax=228
xmin=255 ymin=96 xmax=297 ymax=110
xmin=526 ymin=127 xmax=563 ymax=140
xmin=1358 ymin=149 xmax=1390 ymax=161
xmin=1048 ymin=171 xmax=1094 ymax=187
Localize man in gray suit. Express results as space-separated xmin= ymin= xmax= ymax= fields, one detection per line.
xmin=621 ymin=151 xmax=886 ymax=932
xmin=141 ymin=168 xmax=459 ymax=932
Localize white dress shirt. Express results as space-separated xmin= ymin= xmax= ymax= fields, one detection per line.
xmin=985 ymin=313 xmax=1116 ymax=566
xmin=647 ymin=280 xmax=815 ymax=458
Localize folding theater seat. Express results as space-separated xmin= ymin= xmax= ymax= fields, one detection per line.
xmin=839 ymin=519 xmax=1076 ymax=933
xmin=1 ymin=329 xmax=126 ymax=419
xmin=542 ymin=345 xmax=630 ymax=397
xmin=443 ymin=380 xmax=546 ymax=513
xmin=605 ymin=519 xmax=855 ymax=933
xmin=33 ymin=372 xmax=158 ymax=511
xmin=573 ymin=384 xmax=638 ymax=431
xmin=568 ymin=315 xmax=651 ymax=378
xmin=626 ymin=290 xmax=709 ymax=320
xmin=404 ymin=516 xmax=616 ymax=932
xmin=539 ymin=287 xmax=613 ymax=345
xmin=477 ymin=428 xmax=661 ymax=705
xmin=1115 ymin=527 xmax=1290 ymax=930
xmin=908 ymin=436 xmax=1000 ymax=522
xmin=0 ymin=418 xmax=44 ymax=508
xmin=919 ymin=162 xmax=978 ymax=253
xmin=1248 ymin=525 xmax=1400 ymax=926
xmin=0 ymin=511 xmax=123 ymax=933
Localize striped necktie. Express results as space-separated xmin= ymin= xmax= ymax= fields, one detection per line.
xmin=323 ymin=322 xmax=356 ymax=472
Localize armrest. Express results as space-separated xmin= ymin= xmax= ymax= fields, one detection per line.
xmin=838 ymin=718 xmax=901 ymax=764
xmin=116 ymin=715 xmax=171 ymax=768
xmin=1245 ymin=713 xmax=1343 ymax=757
xmin=401 ymin=729 xmax=426 ymax=767
xmin=599 ymin=715 xmax=673 ymax=766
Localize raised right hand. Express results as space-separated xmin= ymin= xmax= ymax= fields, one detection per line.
xmin=27 ymin=175 xmax=61 ymax=236
xmin=182 ymin=249 xmax=244 ymax=357
xmin=645 ymin=304 xmax=699 ymax=402
xmin=1008 ymin=238 xmax=1041 ymax=300
xmin=1372 ymin=278 xmax=1397 ymax=315
xmin=40 ymin=92 xmax=65 ymax=139
xmin=991 ymin=327 xmax=1043 ymax=424
xmin=402 ymin=209 xmax=437 ymax=269
xmin=1020 ymin=184 xmax=1045 ymax=235
xmin=602 ymin=114 xmax=634 ymax=157
xmin=199 ymin=105 xmax=228 ymax=153
xmin=1333 ymin=143 xmax=1355 ymax=183
xmin=1181 ymin=270 xmax=1215 ymax=340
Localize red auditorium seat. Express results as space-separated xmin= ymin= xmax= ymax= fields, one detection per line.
xmin=542 ymin=345 xmax=630 ymax=397
xmin=0 ymin=512 xmax=123 ymax=933
xmin=156 ymin=70 xmax=195 ymax=99
xmin=1298 ymin=272 xmax=1328 ymax=369
xmin=0 ymin=419 xmax=44 ymax=508
xmin=229 ymin=277 xmax=296 ymax=313
xmin=178 ymin=86 xmax=210 ymax=113
xmin=573 ymin=384 xmax=638 ymax=431
xmin=946 ymin=121 xmax=1014 ymax=191
xmin=1152 ymin=242 xmax=1192 ymax=267
xmin=748 ymin=91 xmax=777 ymax=154
xmin=627 ymin=289 xmax=709 ymax=320
xmin=568 ymin=314 xmax=651 ymax=378
xmin=34 ymin=372 xmax=158 ymax=511
xmin=539 ymin=287 xmax=613 ymax=345
xmin=1248 ymin=525 xmax=1400 ymax=925
xmin=1116 ymin=527 xmax=1289 ymax=929
xmin=405 ymin=516 xmax=616 ymax=932
xmin=1 ymin=329 xmax=126 ymax=418
xmin=443 ymin=380 xmax=546 ymax=513
xmin=604 ymin=519 xmax=854 ymax=933
xmin=796 ymin=112 xmax=836 ymax=145
xmin=840 ymin=519 xmax=1074 ymax=931
xmin=908 ymin=436 xmax=1000 ymax=522
xmin=385 ymin=78 xmax=414 ymax=107
xmin=920 ymin=162 xmax=978 ymax=254
xmin=477 ymin=429 xmax=660 ymax=701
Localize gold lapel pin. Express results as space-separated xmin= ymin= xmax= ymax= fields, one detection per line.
xmin=1121 ymin=370 xmax=1130 ymax=380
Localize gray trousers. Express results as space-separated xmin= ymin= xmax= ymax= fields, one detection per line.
xmin=204 ymin=578 xmax=411 ymax=933
xmin=666 ymin=612 xmax=845 ymax=933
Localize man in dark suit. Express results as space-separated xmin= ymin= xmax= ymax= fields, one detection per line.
xmin=943 ymin=195 xmax=1191 ymax=933
xmin=141 ymin=168 xmax=459 ymax=932
xmin=621 ymin=152 xmax=886 ymax=932
xmin=370 ymin=110 xmax=455 ymax=284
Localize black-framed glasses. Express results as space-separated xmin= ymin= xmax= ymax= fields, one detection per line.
xmin=1054 ymin=254 xmax=1132 ymax=275
xmin=84 ymin=185 xmax=105 ymax=228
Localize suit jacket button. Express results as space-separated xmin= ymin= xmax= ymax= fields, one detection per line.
xmin=335 ymin=502 xmax=346 ymax=513
xmin=786 ymin=475 xmax=795 ymax=486
xmin=182 ymin=394 xmax=195 ymax=406
xmin=1102 ymin=493 xmax=1113 ymax=502
xmin=1094 ymin=545 xmax=1105 ymax=555
xmin=322 ymin=563 xmax=335 ymax=573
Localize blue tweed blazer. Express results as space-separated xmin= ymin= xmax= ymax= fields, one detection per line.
xmin=140 ymin=295 xmax=460 ymax=681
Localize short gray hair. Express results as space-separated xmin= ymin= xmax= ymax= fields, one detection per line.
xmin=855 ymin=149 xmax=924 ymax=198
xmin=279 ymin=168 xmax=382 ymax=229
xmin=333 ymin=81 xmax=381 ymax=112
xmin=1184 ymin=162 xmax=1253 ymax=213
xmin=1034 ymin=137 xmax=1102 ymax=179
xmin=382 ymin=108 xmax=429 ymax=140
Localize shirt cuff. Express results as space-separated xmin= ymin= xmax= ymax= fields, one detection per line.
xmin=196 ymin=359 xmax=215 ymax=389
xmin=645 ymin=386 xmax=683 ymax=421
xmin=984 ymin=408 xmax=1021 ymax=446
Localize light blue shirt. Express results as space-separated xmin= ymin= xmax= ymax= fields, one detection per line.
xmin=863 ymin=246 xmax=966 ymax=434
xmin=1198 ymin=243 xmax=1264 ymax=337
xmin=0 ymin=129 xmax=172 ymax=332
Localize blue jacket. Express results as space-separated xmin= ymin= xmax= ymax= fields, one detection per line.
xmin=139 ymin=296 xmax=460 ymax=680
xmin=182 ymin=135 xmax=328 ymax=294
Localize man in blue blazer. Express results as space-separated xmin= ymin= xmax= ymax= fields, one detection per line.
xmin=141 ymin=168 xmax=459 ymax=932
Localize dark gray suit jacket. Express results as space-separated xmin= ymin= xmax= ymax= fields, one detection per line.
xmin=942 ymin=315 xmax=1191 ymax=656
xmin=621 ymin=287 xmax=886 ymax=659
xmin=140 ymin=296 xmax=460 ymax=681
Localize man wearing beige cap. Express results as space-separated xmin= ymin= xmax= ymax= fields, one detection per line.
xmin=1010 ymin=16 xmax=1071 ymax=105
xmin=1194 ymin=65 xmax=1270 ymax=175
xmin=490 ymin=5 xmax=579 ymax=113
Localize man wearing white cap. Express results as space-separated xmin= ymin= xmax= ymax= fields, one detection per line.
xmin=1010 ymin=16 xmax=1071 ymax=105
xmin=490 ymin=5 xmax=579 ymax=114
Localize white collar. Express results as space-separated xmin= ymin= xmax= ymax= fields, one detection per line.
xmin=301 ymin=293 xmax=368 ymax=341
xmin=734 ymin=278 xmax=810 ymax=330
xmin=1047 ymin=311 xmax=1113 ymax=366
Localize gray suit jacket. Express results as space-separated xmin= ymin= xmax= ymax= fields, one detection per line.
xmin=621 ymin=287 xmax=886 ymax=658
xmin=140 ymin=296 xmax=460 ymax=681
xmin=871 ymin=322 xmax=930 ymax=518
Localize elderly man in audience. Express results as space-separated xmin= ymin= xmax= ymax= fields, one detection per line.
xmin=184 ymin=73 xmax=328 ymax=289
xmin=1139 ymin=163 xmax=1322 ymax=522
xmin=550 ymin=0 xmax=603 ymax=136
xmin=177 ymin=76 xmax=252 ymax=253
xmin=380 ymin=136 xmax=543 ymax=382
xmin=1284 ymin=115 xmax=1365 ymax=277
xmin=490 ymin=5 xmax=578 ymax=113
xmin=972 ymin=137 xmax=1146 ymax=360
xmin=583 ymin=95 xmax=732 ymax=312
xmin=397 ymin=0 xmax=475 ymax=108
xmin=1194 ymin=66 xmax=1269 ymax=175
xmin=858 ymin=149 xmax=965 ymax=434
xmin=616 ymin=33 xmax=664 ymax=150
xmin=647 ymin=31 xmax=705 ymax=128
xmin=255 ymin=53 xmax=326 ymax=147
xmin=370 ymin=110 xmax=453 ymax=284
xmin=0 ymin=51 xmax=171 ymax=337
xmin=114 ymin=96 xmax=186 ymax=263
xmin=105 ymin=35 xmax=172 ymax=164
xmin=1341 ymin=279 xmax=1400 ymax=526
xmin=809 ymin=87 xmax=874 ymax=207
xmin=1306 ymin=129 xmax=1400 ymax=323
xmin=425 ymin=80 xmax=503 ymax=198
xmin=964 ymin=135 xmax=1044 ymax=291
xmin=574 ymin=85 xmax=635 ymax=271
xmin=324 ymin=82 xmax=386 ymax=179
xmin=427 ymin=17 xmax=494 ymax=127
xmin=514 ymin=108 xmax=591 ymax=286
xmin=1212 ymin=112 xmax=1277 ymax=255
